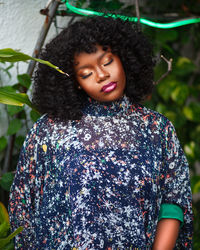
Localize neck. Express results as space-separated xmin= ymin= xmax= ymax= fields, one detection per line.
xmin=82 ymin=95 xmax=132 ymax=117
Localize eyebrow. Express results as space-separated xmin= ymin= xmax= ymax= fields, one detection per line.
xmin=75 ymin=51 xmax=108 ymax=71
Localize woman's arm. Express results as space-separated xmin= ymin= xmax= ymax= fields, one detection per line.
xmin=152 ymin=218 xmax=180 ymax=250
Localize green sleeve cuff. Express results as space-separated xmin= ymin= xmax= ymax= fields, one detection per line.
xmin=158 ymin=203 xmax=184 ymax=227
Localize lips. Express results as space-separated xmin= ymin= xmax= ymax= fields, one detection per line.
xmin=101 ymin=82 xmax=117 ymax=93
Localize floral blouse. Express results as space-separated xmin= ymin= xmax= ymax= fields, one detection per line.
xmin=9 ymin=96 xmax=193 ymax=249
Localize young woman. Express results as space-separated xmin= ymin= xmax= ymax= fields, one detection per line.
xmin=9 ymin=16 xmax=193 ymax=249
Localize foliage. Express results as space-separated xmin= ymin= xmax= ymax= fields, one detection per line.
xmin=0 ymin=62 xmax=41 ymax=248
xmin=0 ymin=202 xmax=23 ymax=249
xmin=0 ymin=48 xmax=68 ymax=76
xmin=0 ymin=86 xmax=34 ymax=108
xmin=0 ymin=0 xmax=200 ymax=248
xmin=142 ymin=8 xmax=200 ymax=250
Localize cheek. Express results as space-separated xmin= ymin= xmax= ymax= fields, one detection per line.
xmin=78 ymin=78 xmax=97 ymax=95
xmin=116 ymin=65 xmax=126 ymax=84
xmin=112 ymin=58 xmax=126 ymax=81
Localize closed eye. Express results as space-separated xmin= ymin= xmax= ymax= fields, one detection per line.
xmin=80 ymin=72 xmax=92 ymax=79
xmin=103 ymin=58 xmax=113 ymax=66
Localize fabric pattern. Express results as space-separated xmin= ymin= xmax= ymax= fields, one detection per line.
xmin=9 ymin=96 xmax=193 ymax=249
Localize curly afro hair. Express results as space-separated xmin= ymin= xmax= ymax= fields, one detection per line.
xmin=33 ymin=15 xmax=155 ymax=120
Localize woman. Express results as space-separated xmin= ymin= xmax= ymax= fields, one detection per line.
xmin=9 ymin=16 xmax=193 ymax=249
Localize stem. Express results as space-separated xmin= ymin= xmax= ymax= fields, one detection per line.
xmin=2 ymin=134 xmax=16 ymax=175
xmin=135 ymin=0 xmax=141 ymax=31
xmin=154 ymin=55 xmax=173 ymax=85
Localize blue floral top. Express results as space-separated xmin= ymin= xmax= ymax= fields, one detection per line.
xmin=9 ymin=96 xmax=193 ymax=249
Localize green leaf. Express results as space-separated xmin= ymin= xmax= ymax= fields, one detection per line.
xmin=7 ymin=119 xmax=22 ymax=135
xmin=1 ymin=240 xmax=14 ymax=250
xmin=17 ymin=74 xmax=31 ymax=89
xmin=183 ymin=102 xmax=200 ymax=122
xmin=0 ymin=48 xmax=69 ymax=76
xmin=156 ymin=79 xmax=177 ymax=101
xmin=7 ymin=105 xmax=24 ymax=116
xmin=191 ymin=176 xmax=200 ymax=194
xmin=0 ymin=86 xmax=15 ymax=92
xmin=193 ymin=180 xmax=200 ymax=194
xmin=174 ymin=57 xmax=196 ymax=76
xmin=30 ymin=109 xmax=41 ymax=122
xmin=15 ymin=136 xmax=25 ymax=148
xmin=164 ymin=109 xmax=186 ymax=128
xmin=0 ymin=137 xmax=7 ymax=151
xmin=156 ymin=103 xmax=167 ymax=114
xmin=164 ymin=111 xmax=177 ymax=123
xmin=0 ymin=172 xmax=14 ymax=192
xmin=184 ymin=141 xmax=196 ymax=159
xmin=0 ymin=226 xmax=23 ymax=248
xmin=190 ymin=125 xmax=200 ymax=144
xmin=35 ymin=58 xmax=69 ymax=75
xmin=156 ymin=29 xmax=178 ymax=43
xmin=161 ymin=43 xmax=174 ymax=54
xmin=0 ymin=202 xmax=9 ymax=224
xmin=0 ymin=221 xmax=10 ymax=238
xmin=171 ymin=84 xmax=189 ymax=105
xmin=0 ymin=87 xmax=34 ymax=109
xmin=0 ymin=48 xmax=30 ymax=62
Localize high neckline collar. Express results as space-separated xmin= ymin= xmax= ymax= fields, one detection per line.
xmin=82 ymin=95 xmax=133 ymax=116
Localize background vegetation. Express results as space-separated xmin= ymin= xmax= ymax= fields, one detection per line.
xmin=0 ymin=0 xmax=199 ymax=248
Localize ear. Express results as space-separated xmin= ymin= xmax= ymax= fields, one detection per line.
xmin=78 ymin=85 xmax=82 ymax=90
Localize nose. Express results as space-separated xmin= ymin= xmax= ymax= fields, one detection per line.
xmin=96 ymin=66 xmax=110 ymax=83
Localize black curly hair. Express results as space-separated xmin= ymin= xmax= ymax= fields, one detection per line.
xmin=33 ymin=15 xmax=155 ymax=120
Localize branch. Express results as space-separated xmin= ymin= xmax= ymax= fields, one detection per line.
xmin=135 ymin=0 xmax=141 ymax=31
xmin=154 ymin=55 xmax=173 ymax=85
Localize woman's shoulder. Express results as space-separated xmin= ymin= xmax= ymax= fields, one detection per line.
xmin=28 ymin=114 xmax=52 ymax=136
xmin=27 ymin=114 xmax=77 ymax=148
xmin=24 ymin=114 xmax=70 ymax=145
xmin=30 ymin=114 xmax=71 ymax=133
xmin=133 ymin=103 xmax=174 ymax=129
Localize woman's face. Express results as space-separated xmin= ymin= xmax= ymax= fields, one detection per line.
xmin=74 ymin=45 xmax=126 ymax=102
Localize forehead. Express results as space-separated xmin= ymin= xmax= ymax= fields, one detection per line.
xmin=74 ymin=45 xmax=110 ymax=66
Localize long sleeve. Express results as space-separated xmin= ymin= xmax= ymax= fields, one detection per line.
xmin=9 ymin=123 xmax=39 ymax=249
xmin=7 ymin=98 xmax=194 ymax=249
xmin=160 ymin=120 xmax=193 ymax=249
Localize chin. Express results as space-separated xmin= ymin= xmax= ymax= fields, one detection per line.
xmin=104 ymin=91 xmax=124 ymax=102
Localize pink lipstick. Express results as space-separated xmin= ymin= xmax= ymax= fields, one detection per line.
xmin=101 ymin=82 xmax=117 ymax=93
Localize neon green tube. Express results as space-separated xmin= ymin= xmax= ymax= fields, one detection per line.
xmin=63 ymin=0 xmax=200 ymax=29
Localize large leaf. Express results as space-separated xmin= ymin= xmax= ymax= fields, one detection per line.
xmin=30 ymin=109 xmax=41 ymax=122
xmin=7 ymin=118 xmax=22 ymax=135
xmin=156 ymin=78 xmax=177 ymax=101
xmin=156 ymin=29 xmax=178 ymax=43
xmin=0 ymin=137 xmax=7 ymax=151
xmin=171 ymin=84 xmax=189 ymax=105
xmin=17 ymin=74 xmax=31 ymax=89
xmin=183 ymin=102 xmax=200 ymax=122
xmin=7 ymin=105 xmax=24 ymax=116
xmin=0 ymin=87 xmax=34 ymax=109
xmin=191 ymin=176 xmax=200 ymax=194
xmin=0 ymin=172 xmax=14 ymax=192
xmin=184 ymin=141 xmax=195 ymax=159
xmin=0 ymin=202 xmax=9 ymax=224
xmin=193 ymin=180 xmax=200 ymax=194
xmin=174 ymin=57 xmax=196 ymax=76
xmin=0 ymin=226 xmax=23 ymax=248
xmin=0 ymin=48 xmax=69 ymax=76
xmin=15 ymin=135 xmax=25 ymax=149
xmin=2 ymin=240 xmax=14 ymax=250
xmin=190 ymin=125 xmax=200 ymax=144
